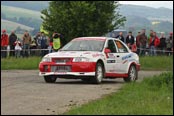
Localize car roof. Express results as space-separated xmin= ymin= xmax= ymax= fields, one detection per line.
xmin=73 ymin=37 xmax=119 ymax=41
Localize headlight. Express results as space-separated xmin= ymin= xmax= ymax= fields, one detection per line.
xmin=73 ymin=57 xmax=90 ymax=62
xmin=41 ymin=57 xmax=51 ymax=62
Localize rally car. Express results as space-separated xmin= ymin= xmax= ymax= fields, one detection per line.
xmin=39 ymin=37 xmax=140 ymax=84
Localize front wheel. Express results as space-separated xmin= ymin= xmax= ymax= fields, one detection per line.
xmin=44 ymin=76 xmax=57 ymax=83
xmin=124 ymin=65 xmax=137 ymax=82
xmin=92 ymin=62 xmax=104 ymax=84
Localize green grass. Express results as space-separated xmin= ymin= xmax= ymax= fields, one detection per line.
xmin=1 ymin=56 xmax=42 ymax=70
xmin=64 ymin=72 xmax=173 ymax=115
xmin=1 ymin=56 xmax=173 ymax=70
xmin=140 ymin=56 xmax=173 ymax=71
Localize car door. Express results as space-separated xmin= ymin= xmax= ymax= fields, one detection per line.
xmin=105 ymin=39 xmax=121 ymax=73
xmin=114 ymin=39 xmax=131 ymax=73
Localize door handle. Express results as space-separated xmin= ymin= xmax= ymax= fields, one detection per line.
xmin=117 ymin=55 xmax=120 ymax=57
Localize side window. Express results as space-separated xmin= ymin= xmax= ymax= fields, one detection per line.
xmin=107 ymin=40 xmax=117 ymax=53
xmin=115 ymin=40 xmax=128 ymax=53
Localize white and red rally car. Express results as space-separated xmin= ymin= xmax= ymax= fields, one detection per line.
xmin=39 ymin=37 xmax=140 ymax=84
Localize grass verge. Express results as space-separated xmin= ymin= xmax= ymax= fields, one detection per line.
xmin=64 ymin=72 xmax=173 ymax=115
xmin=1 ymin=56 xmax=42 ymax=70
xmin=1 ymin=56 xmax=173 ymax=70
xmin=139 ymin=56 xmax=173 ymax=71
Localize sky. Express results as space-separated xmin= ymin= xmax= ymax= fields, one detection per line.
xmin=119 ymin=1 xmax=173 ymax=9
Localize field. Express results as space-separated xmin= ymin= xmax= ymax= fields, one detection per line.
xmin=1 ymin=5 xmax=42 ymax=20
xmin=64 ymin=72 xmax=173 ymax=115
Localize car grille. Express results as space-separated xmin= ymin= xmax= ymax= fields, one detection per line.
xmin=51 ymin=66 xmax=71 ymax=72
xmin=52 ymin=58 xmax=72 ymax=63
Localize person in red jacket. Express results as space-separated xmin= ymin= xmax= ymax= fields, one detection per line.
xmin=149 ymin=32 xmax=160 ymax=56
xmin=1 ymin=29 xmax=9 ymax=58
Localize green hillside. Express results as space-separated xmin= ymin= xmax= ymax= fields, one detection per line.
xmin=1 ymin=5 xmax=42 ymax=20
xmin=1 ymin=19 xmax=34 ymax=33
xmin=1 ymin=1 xmax=49 ymax=11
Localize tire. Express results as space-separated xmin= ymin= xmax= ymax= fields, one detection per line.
xmin=92 ymin=62 xmax=104 ymax=84
xmin=124 ymin=65 xmax=137 ymax=82
xmin=44 ymin=76 xmax=57 ymax=83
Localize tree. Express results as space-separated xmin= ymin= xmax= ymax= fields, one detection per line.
xmin=41 ymin=1 xmax=126 ymax=42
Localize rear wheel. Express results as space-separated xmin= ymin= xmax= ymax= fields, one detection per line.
xmin=44 ymin=76 xmax=57 ymax=83
xmin=92 ymin=62 xmax=104 ymax=84
xmin=124 ymin=65 xmax=137 ymax=82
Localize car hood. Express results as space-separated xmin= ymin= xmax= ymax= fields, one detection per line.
xmin=45 ymin=51 xmax=103 ymax=58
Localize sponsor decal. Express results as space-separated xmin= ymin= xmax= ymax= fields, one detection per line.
xmin=84 ymin=52 xmax=91 ymax=54
xmin=122 ymin=60 xmax=128 ymax=64
xmin=122 ymin=53 xmax=133 ymax=60
xmin=107 ymin=60 xmax=116 ymax=63
xmin=129 ymin=59 xmax=135 ymax=62
xmin=108 ymin=53 xmax=115 ymax=58
xmin=92 ymin=53 xmax=103 ymax=57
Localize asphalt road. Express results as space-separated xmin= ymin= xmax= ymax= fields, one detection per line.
xmin=1 ymin=70 xmax=164 ymax=115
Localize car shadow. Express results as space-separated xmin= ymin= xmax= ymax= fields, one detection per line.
xmin=53 ymin=79 xmax=124 ymax=85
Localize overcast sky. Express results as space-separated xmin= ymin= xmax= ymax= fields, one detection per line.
xmin=119 ymin=1 xmax=173 ymax=9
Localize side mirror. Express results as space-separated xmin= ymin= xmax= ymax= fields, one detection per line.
xmin=104 ymin=48 xmax=111 ymax=58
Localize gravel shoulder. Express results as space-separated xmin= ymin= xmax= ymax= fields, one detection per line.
xmin=1 ymin=70 xmax=165 ymax=115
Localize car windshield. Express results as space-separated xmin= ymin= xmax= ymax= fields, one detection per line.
xmin=61 ymin=39 xmax=105 ymax=51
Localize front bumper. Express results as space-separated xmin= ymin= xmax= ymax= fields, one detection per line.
xmin=39 ymin=62 xmax=96 ymax=77
xmin=39 ymin=72 xmax=95 ymax=76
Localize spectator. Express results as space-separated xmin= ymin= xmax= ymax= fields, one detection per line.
xmin=22 ymin=31 xmax=32 ymax=57
xmin=40 ymin=32 xmax=48 ymax=56
xmin=147 ymin=30 xmax=153 ymax=55
xmin=9 ymin=31 xmax=17 ymax=57
xmin=136 ymin=32 xmax=141 ymax=55
xmin=1 ymin=29 xmax=9 ymax=58
xmin=139 ymin=29 xmax=148 ymax=56
xmin=14 ymin=38 xmax=22 ymax=58
xmin=60 ymin=33 xmax=67 ymax=48
xmin=35 ymin=32 xmax=42 ymax=56
xmin=159 ymin=32 xmax=166 ymax=55
xmin=115 ymin=32 xmax=125 ymax=43
xmin=30 ymin=40 xmax=37 ymax=56
xmin=126 ymin=31 xmax=135 ymax=49
xmin=149 ymin=32 xmax=160 ymax=56
xmin=34 ymin=32 xmax=41 ymax=46
xmin=147 ymin=30 xmax=153 ymax=46
xmin=48 ymin=37 xmax=53 ymax=53
xmin=166 ymin=32 xmax=173 ymax=56
xmin=52 ymin=33 xmax=61 ymax=52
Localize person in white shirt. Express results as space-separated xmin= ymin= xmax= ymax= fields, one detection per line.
xmin=14 ymin=38 xmax=22 ymax=58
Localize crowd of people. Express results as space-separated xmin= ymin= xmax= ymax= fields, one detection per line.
xmin=1 ymin=29 xmax=67 ymax=58
xmin=113 ymin=29 xmax=173 ymax=56
xmin=1 ymin=29 xmax=173 ymax=58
